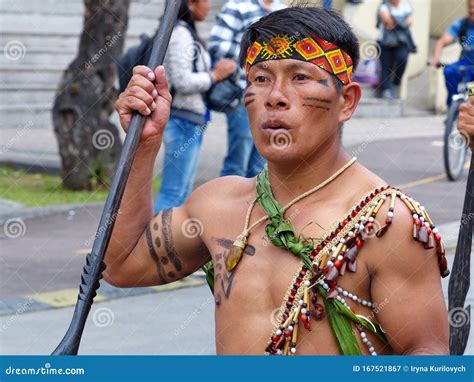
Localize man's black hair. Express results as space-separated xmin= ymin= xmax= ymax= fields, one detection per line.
xmin=240 ymin=7 xmax=360 ymax=91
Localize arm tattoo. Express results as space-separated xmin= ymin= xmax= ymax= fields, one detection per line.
xmin=161 ymin=209 xmax=183 ymax=272
xmin=146 ymin=225 xmax=167 ymax=283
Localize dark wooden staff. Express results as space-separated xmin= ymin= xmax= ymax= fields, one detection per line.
xmin=448 ymin=86 xmax=474 ymax=355
xmin=51 ymin=0 xmax=182 ymax=355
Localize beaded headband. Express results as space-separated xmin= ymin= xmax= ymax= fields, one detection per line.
xmin=245 ymin=34 xmax=354 ymax=85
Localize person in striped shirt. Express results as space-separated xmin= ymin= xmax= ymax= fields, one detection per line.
xmin=208 ymin=0 xmax=286 ymax=178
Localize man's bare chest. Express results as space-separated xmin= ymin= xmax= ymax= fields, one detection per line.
xmin=201 ymin=203 xmax=374 ymax=311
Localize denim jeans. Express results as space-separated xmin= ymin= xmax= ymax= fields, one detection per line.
xmin=444 ymin=59 xmax=474 ymax=107
xmin=221 ymin=104 xmax=265 ymax=178
xmin=154 ymin=116 xmax=205 ymax=214
xmin=379 ymin=45 xmax=409 ymax=91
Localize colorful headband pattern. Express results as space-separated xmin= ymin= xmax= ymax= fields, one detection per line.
xmin=246 ymin=34 xmax=353 ymax=84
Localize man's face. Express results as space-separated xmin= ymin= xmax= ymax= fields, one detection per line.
xmin=245 ymin=59 xmax=347 ymax=165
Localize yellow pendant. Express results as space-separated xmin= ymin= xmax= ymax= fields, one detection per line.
xmin=225 ymin=234 xmax=247 ymax=271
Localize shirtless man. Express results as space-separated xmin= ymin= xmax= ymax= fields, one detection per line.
xmin=106 ymin=7 xmax=451 ymax=355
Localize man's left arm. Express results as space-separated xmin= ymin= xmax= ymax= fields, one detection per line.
xmin=458 ymin=95 xmax=474 ymax=151
xmin=365 ymin=200 xmax=449 ymax=355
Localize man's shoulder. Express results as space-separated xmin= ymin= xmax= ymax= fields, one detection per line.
xmin=187 ymin=175 xmax=256 ymax=212
xmin=447 ymin=18 xmax=465 ymax=37
xmin=361 ymin=188 xmax=446 ymax=279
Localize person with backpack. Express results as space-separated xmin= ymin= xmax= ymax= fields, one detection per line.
xmin=377 ymin=0 xmax=415 ymax=100
xmin=208 ymin=0 xmax=286 ymax=179
xmin=430 ymin=0 xmax=474 ymax=107
xmin=119 ymin=1 xmax=235 ymax=213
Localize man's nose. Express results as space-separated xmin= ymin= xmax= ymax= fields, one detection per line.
xmin=265 ymin=80 xmax=290 ymax=110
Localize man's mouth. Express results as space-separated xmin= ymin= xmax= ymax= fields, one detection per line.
xmin=261 ymin=120 xmax=291 ymax=131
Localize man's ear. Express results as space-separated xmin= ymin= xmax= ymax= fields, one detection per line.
xmin=338 ymin=82 xmax=362 ymax=124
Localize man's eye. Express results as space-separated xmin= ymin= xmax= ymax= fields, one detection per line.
xmin=254 ymin=75 xmax=268 ymax=83
xmin=294 ymin=74 xmax=308 ymax=81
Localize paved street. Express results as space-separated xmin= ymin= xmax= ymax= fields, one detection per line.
xmin=1 ymin=121 xmax=473 ymax=355
xmin=0 ymin=285 xmax=216 ymax=355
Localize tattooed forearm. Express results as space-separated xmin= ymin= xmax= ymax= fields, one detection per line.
xmin=161 ymin=209 xmax=183 ymax=272
xmin=145 ymin=225 xmax=167 ymax=283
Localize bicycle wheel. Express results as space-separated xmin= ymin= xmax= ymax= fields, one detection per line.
xmin=444 ymin=100 xmax=468 ymax=181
